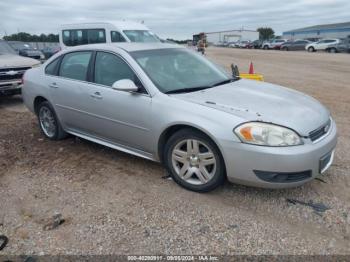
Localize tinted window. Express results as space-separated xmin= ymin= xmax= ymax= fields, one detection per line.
xmin=63 ymin=29 xmax=106 ymax=46
xmin=88 ymin=29 xmax=106 ymax=44
xmin=111 ymin=31 xmax=126 ymax=42
xmin=94 ymin=52 xmax=137 ymax=87
xmin=123 ymin=30 xmax=160 ymax=43
xmin=325 ymin=40 xmax=336 ymax=43
xmin=59 ymin=52 xmax=92 ymax=81
xmin=45 ymin=58 xmax=60 ymax=75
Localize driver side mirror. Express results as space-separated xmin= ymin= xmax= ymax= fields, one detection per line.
xmin=112 ymin=79 xmax=139 ymax=92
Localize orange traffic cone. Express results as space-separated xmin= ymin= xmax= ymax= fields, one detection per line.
xmin=248 ymin=62 xmax=254 ymax=74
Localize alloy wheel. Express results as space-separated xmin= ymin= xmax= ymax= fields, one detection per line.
xmin=171 ymin=139 xmax=216 ymax=185
xmin=39 ymin=106 xmax=56 ymax=138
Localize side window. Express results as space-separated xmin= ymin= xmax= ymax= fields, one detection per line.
xmin=94 ymin=52 xmax=145 ymax=93
xmin=62 ymin=29 xmax=105 ymax=46
xmin=63 ymin=30 xmax=88 ymax=46
xmin=88 ymin=29 xmax=106 ymax=44
xmin=59 ymin=52 xmax=92 ymax=81
xmin=111 ymin=31 xmax=126 ymax=42
xmin=45 ymin=58 xmax=60 ymax=75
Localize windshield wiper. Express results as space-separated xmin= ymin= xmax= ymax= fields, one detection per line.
xmin=165 ymin=86 xmax=212 ymax=94
xmin=211 ymin=78 xmax=238 ymax=87
xmin=165 ymin=78 xmax=238 ymax=94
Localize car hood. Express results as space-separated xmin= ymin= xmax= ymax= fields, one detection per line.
xmin=0 ymin=54 xmax=40 ymax=68
xmin=172 ymin=79 xmax=330 ymax=136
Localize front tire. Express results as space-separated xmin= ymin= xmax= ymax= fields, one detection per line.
xmin=164 ymin=129 xmax=225 ymax=192
xmin=37 ymin=101 xmax=67 ymax=140
xmin=263 ymin=45 xmax=269 ymax=50
xmin=308 ymin=46 xmax=315 ymax=52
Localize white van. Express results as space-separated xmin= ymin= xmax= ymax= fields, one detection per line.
xmin=59 ymin=21 xmax=160 ymax=49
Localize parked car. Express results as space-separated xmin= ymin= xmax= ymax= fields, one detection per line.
xmin=305 ymin=39 xmax=340 ymax=52
xmin=325 ymin=38 xmax=350 ymax=53
xmin=280 ymin=40 xmax=311 ymax=51
xmin=251 ymin=40 xmax=263 ymax=49
xmin=238 ymin=41 xmax=251 ymax=48
xmin=59 ymin=21 xmax=160 ymax=49
xmin=22 ymin=43 xmax=337 ymax=192
xmin=8 ymin=41 xmax=45 ymax=60
xmin=262 ymin=39 xmax=287 ymax=50
xmin=0 ymin=40 xmax=41 ymax=96
xmin=41 ymin=46 xmax=61 ymax=59
xmin=228 ymin=41 xmax=238 ymax=48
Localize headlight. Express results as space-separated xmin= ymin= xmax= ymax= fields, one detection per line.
xmin=234 ymin=122 xmax=303 ymax=146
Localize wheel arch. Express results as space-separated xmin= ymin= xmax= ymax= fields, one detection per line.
xmin=33 ymin=96 xmax=49 ymax=115
xmin=157 ymin=123 xmax=226 ymax=170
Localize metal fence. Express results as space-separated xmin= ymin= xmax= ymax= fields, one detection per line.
xmin=27 ymin=42 xmax=60 ymax=50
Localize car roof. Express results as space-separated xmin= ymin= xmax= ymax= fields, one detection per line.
xmin=59 ymin=21 xmax=150 ymax=31
xmin=62 ymin=43 xmax=183 ymax=53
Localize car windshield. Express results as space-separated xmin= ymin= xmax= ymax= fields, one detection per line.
xmin=0 ymin=41 xmax=16 ymax=55
xmin=123 ymin=30 xmax=160 ymax=43
xmin=131 ymin=48 xmax=233 ymax=94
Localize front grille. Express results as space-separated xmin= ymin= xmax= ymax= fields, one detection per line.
xmin=0 ymin=67 xmax=30 ymax=73
xmin=0 ymin=74 xmax=22 ymax=81
xmin=0 ymin=67 xmax=30 ymax=82
xmin=254 ymin=170 xmax=312 ymax=183
xmin=309 ymin=119 xmax=331 ymax=142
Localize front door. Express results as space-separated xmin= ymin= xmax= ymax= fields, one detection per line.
xmin=82 ymin=51 xmax=152 ymax=152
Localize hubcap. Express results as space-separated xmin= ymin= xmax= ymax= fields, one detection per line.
xmin=39 ymin=106 xmax=56 ymax=138
xmin=171 ymin=139 xmax=216 ymax=185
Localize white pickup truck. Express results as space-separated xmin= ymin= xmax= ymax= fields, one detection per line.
xmin=0 ymin=40 xmax=40 ymax=96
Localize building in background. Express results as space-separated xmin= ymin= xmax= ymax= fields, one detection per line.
xmin=283 ymin=21 xmax=350 ymax=41
xmin=193 ymin=29 xmax=259 ymax=45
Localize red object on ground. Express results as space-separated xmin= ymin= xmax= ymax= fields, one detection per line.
xmin=249 ymin=62 xmax=254 ymax=74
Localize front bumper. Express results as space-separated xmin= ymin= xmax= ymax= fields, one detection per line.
xmin=0 ymin=81 xmax=22 ymax=96
xmin=220 ymin=121 xmax=337 ymax=188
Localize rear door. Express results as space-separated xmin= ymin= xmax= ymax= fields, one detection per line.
xmin=47 ymin=51 xmax=96 ymax=133
xmin=294 ymin=40 xmax=306 ymax=50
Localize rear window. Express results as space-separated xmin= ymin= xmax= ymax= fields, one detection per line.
xmin=59 ymin=51 xmax=92 ymax=81
xmin=45 ymin=58 xmax=60 ymax=76
xmin=62 ymin=29 xmax=106 ymax=46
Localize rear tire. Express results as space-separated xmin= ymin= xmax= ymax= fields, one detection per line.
xmin=329 ymin=48 xmax=337 ymax=53
xmin=282 ymin=47 xmax=288 ymax=51
xmin=164 ymin=129 xmax=225 ymax=192
xmin=37 ymin=101 xmax=67 ymax=140
xmin=263 ymin=45 xmax=269 ymax=50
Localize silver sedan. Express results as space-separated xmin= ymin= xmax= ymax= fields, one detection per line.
xmin=22 ymin=43 xmax=337 ymax=192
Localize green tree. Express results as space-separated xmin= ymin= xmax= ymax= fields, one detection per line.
xmin=4 ymin=32 xmax=59 ymax=42
xmin=257 ymin=27 xmax=275 ymax=41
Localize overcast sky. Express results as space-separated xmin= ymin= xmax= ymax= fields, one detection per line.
xmin=1 ymin=0 xmax=349 ymax=39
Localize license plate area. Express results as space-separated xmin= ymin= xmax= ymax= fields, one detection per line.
xmin=319 ymin=150 xmax=334 ymax=174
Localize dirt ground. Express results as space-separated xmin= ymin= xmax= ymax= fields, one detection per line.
xmin=0 ymin=47 xmax=350 ymax=255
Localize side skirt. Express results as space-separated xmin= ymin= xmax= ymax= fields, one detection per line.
xmin=67 ymin=129 xmax=158 ymax=162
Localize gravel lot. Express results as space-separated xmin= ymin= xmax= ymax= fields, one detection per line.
xmin=0 ymin=47 xmax=350 ymax=255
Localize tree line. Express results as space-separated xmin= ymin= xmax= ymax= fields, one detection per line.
xmin=3 ymin=32 xmax=59 ymax=42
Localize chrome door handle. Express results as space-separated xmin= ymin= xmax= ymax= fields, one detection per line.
xmin=49 ymin=82 xmax=58 ymax=88
xmin=90 ymin=91 xmax=102 ymax=99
